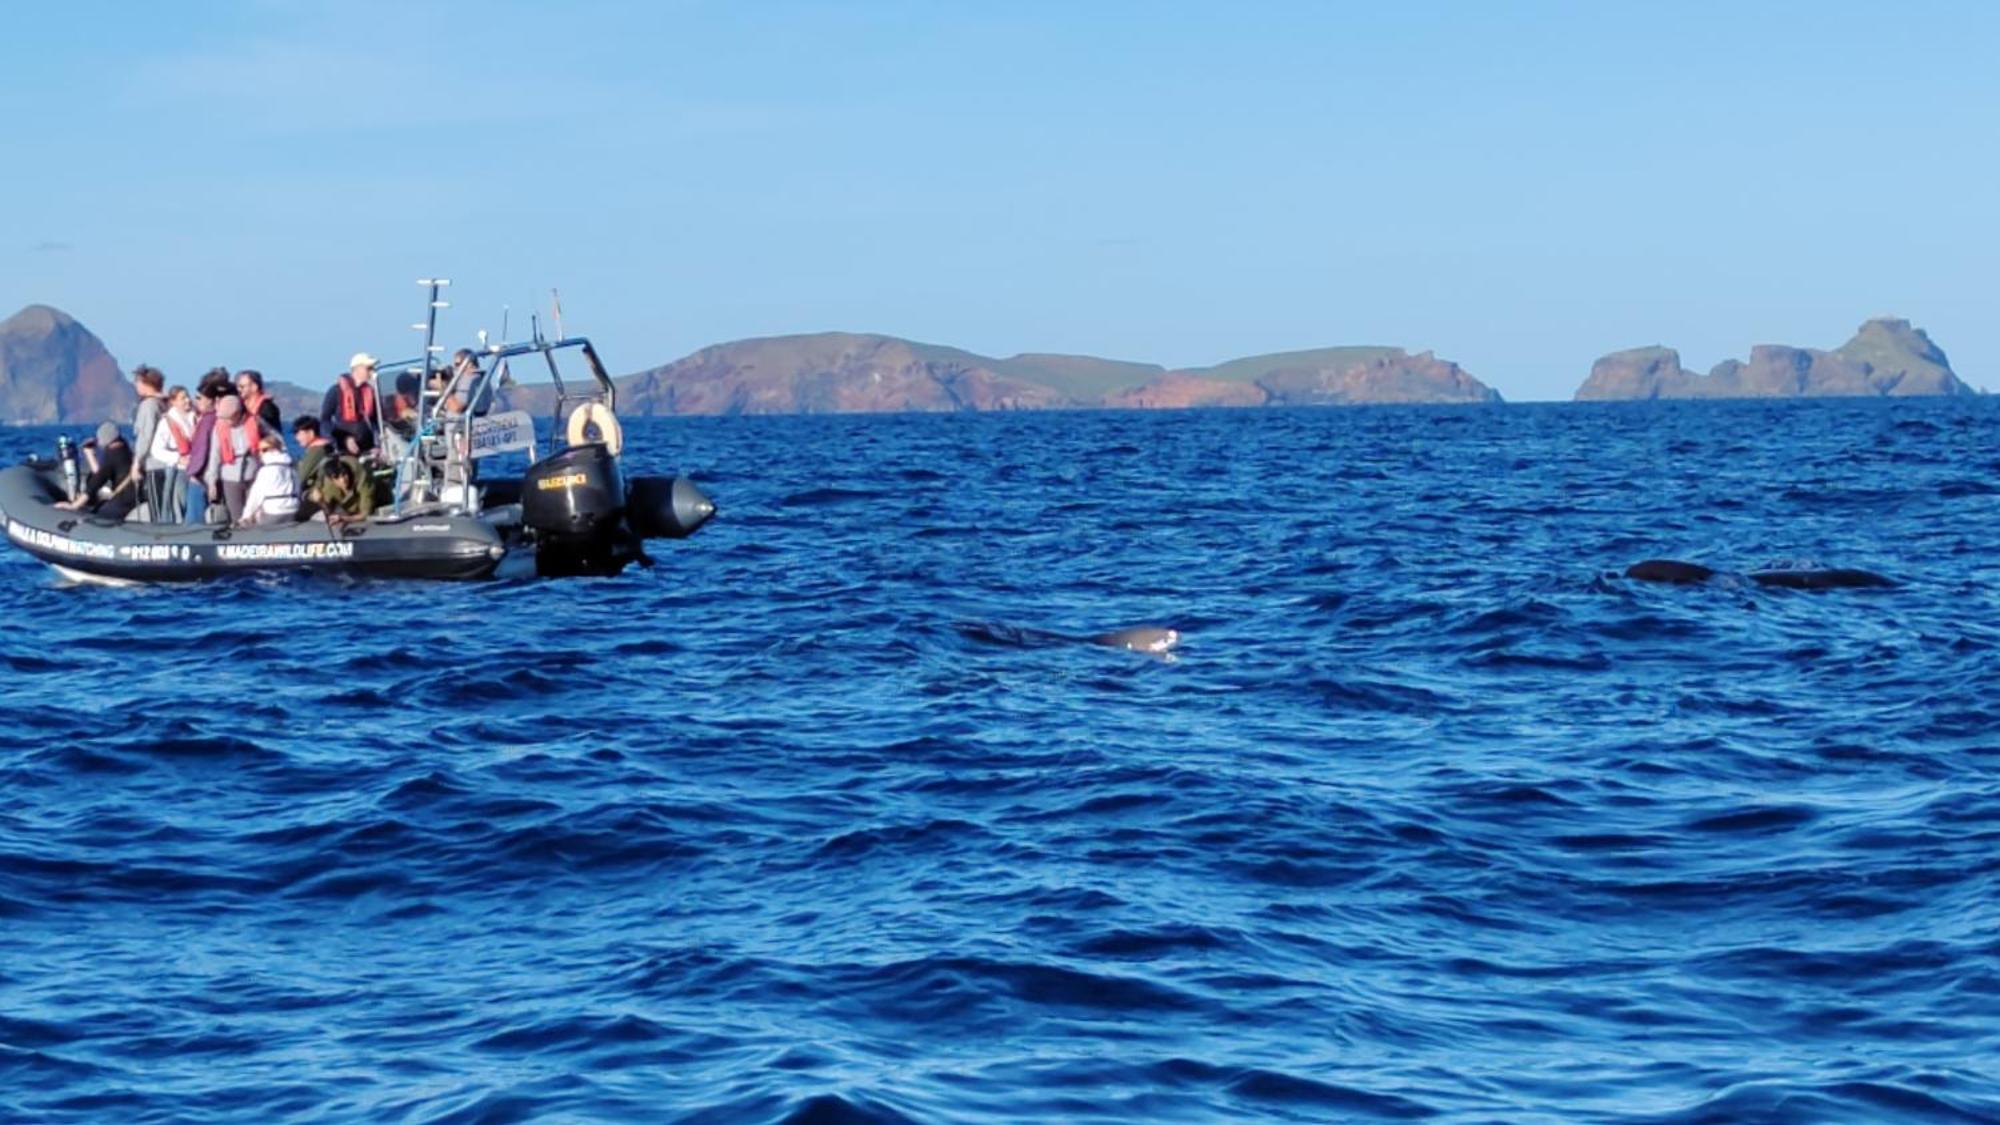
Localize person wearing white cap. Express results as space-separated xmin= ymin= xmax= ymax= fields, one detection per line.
xmin=321 ymin=352 xmax=383 ymax=456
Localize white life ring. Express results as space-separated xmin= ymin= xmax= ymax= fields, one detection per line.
xmin=565 ymin=402 xmax=623 ymax=456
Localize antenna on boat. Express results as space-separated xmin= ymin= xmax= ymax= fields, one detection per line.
xmin=416 ymin=278 xmax=451 ymax=379
xmin=551 ymin=288 xmax=565 ymax=341
xmin=396 ymin=277 xmax=452 ymax=517
xmin=499 ymin=305 xmax=510 ymax=347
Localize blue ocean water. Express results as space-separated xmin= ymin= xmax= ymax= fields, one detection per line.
xmin=1 ymin=399 xmax=1997 ymax=1123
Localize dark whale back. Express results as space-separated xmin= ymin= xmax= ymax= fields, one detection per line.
xmin=1625 ymin=558 xmax=1895 ymax=590
xmin=1625 ymin=559 xmax=1718 ymax=584
xmin=1747 ymin=567 xmax=1896 ymax=590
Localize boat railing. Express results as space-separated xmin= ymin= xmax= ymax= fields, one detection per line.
xmin=371 ymin=279 xmax=621 ymax=517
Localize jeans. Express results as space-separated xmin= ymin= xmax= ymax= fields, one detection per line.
xmin=183 ymin=479 xmax=209 ymax=525
xmin=163 ymin=468 xmax=187 ymax=523
xmin=146 ymin=467 xmax=182 ymax=523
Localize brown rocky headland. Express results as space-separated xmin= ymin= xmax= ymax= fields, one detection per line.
xmin=0 ymin=305 xmax=132 ymax=424
xmin=1575 ymin=318 xmax=1974 ymax=401
xmin=616 ymin=336 xmax=1503 ymax=415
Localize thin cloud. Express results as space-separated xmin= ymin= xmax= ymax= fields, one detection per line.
xmin=30 ymin=241 xmax=73 ymax=253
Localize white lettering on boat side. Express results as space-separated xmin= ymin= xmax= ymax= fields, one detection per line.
xmin=115 ymin=544 xmax=188 ymax=563
xmin=215 ymin=542 xmax=357 ymax=562
xmin=6 ymin=518 xmax=119 ymax=560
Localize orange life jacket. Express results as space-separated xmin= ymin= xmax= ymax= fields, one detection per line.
xmin=165 ymin=414 xmax=193 ymax=455
xmin=336 ymin=374 xmax=378 ymax=425
xmin=218 ymin=416 xmax=261 ymax=466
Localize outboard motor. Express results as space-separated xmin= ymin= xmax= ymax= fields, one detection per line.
xmin=522 ymin=442 xmax=631 ymax=576
xmin=626 ymin=476 xmax=716 ymax=540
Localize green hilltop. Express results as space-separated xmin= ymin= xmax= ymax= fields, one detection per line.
xmin=1184 ymin=346 xmax=1405 ymax=383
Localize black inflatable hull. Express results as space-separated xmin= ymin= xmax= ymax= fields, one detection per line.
xmin=0 ymin=464 xmax=509 ymax=583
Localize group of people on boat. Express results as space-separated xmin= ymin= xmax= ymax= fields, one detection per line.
xmin=58 ymin=350 xmax=487 ymax=527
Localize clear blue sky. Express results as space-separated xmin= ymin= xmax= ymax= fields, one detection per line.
xmin=3 ymin=1 xmax=1995 ymax=400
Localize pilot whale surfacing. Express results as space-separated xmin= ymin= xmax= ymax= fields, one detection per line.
xmin=954 ymin=622 xmax=1182 ymax=658
xmin=1625 ymin=559 xmax=1895 ymax=590
xmin=1090 ymin=626 xmax=1181 ymax=654
xmin=1743 ymin=567 xmax=1896 ymax=590
xmin=1625 ymin=560 xmax=1717 ymax=585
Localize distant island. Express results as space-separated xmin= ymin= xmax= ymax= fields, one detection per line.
xmin=1575 ymin=318 xmax=1974 ymax=401
xmin=9 ymin=304 xmax=1980 ymax=422
xmin=1 ymin=305 xmax=1501 ymax=423
xmin=611 ymin=334 xmax=1500 ymax=415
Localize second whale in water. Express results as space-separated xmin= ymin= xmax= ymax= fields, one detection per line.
xmin=1625 ymin=559 xmax=1896 ymax=589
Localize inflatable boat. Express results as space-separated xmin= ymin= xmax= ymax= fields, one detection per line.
xmin=0 ymin=297 xmax=713 ymax=584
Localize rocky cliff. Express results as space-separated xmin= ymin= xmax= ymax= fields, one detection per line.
xmin=1248 ymin=348 xmax=1500 ymax=406
xmin=616 ymin=335 xmax=1501 ymax=415
xmin=1576 ymin=318 xmax=1974 ymax=400
xmin=1103 ymin=373 xmax=1267 ymax=409
xmin=1830 ymin=317 xmax=1966 ymax=395
xmin=0 ymin=305 xmax=133 ymax=424
xmin=1101 ymin=347 xmax=1501 ymax=409
xmin=616 ymin=334 xmax=1080 ymax=416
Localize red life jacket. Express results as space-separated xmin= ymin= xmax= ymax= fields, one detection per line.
xmin=218 ymin=416 xmax=261 ymax=466
xmin=244 ymin=390 xmax=271 ymax=421
xmin=165 ymin=414 xmax=193 ymax=455
xmin=336 ymin=374 xmax=378 ymax=425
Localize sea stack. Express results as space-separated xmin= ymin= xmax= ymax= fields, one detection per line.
xmin=0 ymin=305 xmax=133 ymax=424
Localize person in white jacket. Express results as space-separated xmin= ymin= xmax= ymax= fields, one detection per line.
xmin=239 ymin=434 xmax=300 ymax=527
xmin=146 ymin=386 xmax=197 ymax=523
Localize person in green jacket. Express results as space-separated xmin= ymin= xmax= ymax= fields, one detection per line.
xmin=292 ymin=417 xmax=334 ymax=487
xmin=311 ymin=456 xmax=377 ymax=525
xmin=291 ymin=416 xmax=337 ymax=522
